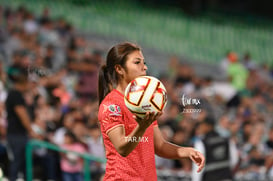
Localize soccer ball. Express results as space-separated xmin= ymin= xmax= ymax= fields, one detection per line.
xmin=124 ymin=76 xmax=167 ymax=119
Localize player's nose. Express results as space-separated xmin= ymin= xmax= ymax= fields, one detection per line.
xmin=143 ymin=64 xmax=148 ymax=71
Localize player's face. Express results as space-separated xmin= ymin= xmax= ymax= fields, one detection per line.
xmin=123 ymin=50 xmax=147 ymax=83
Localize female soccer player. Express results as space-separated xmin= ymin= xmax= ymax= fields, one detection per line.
xmin=98 ymin=42 xmax=205 ymax=180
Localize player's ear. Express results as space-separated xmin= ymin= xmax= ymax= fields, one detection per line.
xmin=115 ymin=64 xmax=125 ymax=77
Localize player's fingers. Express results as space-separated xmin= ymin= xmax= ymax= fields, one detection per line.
xmin=196 ymin=153 xmax=205 ymax=172
xmin=155 ymin=111 xmax=162 ymax=119
xmin=197 ymin=162 xmax=205 ymax=173
xmin=149 ymin=112 xmax=158 ymax=123
xmin=191 ymin=152 xmax=202 ymax=163
xmin=191 ymin=155 xmax=203 ymax=173
xmin=200 ymin=153 xmax=205 ymax=168
xmin=137 ymin=112 xmax=159 ymax=125
xmin=134 ymin=114 xmax=146 ymax=125
xmin=145 ymin=112 xmax=151 ymax=120
xmin=190 ymin=154 xmax=198 ymax=164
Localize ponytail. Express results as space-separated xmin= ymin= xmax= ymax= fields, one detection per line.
xmin=98 ymin=42 xmax=141 ymax=105
xmin=98 ymin=64 xmax=112 ymax=105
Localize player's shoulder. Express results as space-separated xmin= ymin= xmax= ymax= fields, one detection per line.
xmin=101 ymin=90 xmax=123 ymax=105
xmin=98 ymin=91 xmax=124 ymax=116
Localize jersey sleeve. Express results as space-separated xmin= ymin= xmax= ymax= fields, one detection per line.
xmin=99 ymin=102 xmax=124 ymax=135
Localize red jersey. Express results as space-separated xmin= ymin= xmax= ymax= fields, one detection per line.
xmin=98 ymin=89 xmax=158 ymax=181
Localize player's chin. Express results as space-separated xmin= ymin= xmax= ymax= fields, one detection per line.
xmin=134 ymin=72 xmax=146 ymax=78
xmin=140 ymin=72 xmax=147 ymax=76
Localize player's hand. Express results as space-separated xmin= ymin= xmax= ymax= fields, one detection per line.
xmin=187 ymin=148 xmax=205 ymax=173
xmin=134 ymin=111 xmax=162 ymax=130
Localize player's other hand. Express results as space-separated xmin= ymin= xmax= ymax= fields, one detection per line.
xmin=187 ymin=148 xmax=205 ymax=173
xmin=133 ymin=111 xmax=162 ymax=130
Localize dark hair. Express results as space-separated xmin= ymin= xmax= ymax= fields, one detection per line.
xmin=98 ymin=42 xmax=141 ymax=104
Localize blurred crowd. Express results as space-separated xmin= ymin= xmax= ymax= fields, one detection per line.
xmin=0 ymin=4 xmax=272 ymax=181
xmin=0 ymin=5 xmax=105 ymax=181
xmin=156 ymin=52 xmax=273 ymax=180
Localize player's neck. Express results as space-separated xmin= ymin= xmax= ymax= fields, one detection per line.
xmin=116 ymin=81 xmax=128 ymax=95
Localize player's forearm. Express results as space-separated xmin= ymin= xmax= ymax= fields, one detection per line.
xmin=117 ymin=125 xmax=147 ymax=157
xmin=155 ymin=141 xmax=190 ymax=159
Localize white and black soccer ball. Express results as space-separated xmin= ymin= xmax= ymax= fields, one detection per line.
xmin=124 ymin=76 xmax=167 ymax=119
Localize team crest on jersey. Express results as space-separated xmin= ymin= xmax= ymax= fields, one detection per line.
xmin=108 ymin=104 xmax=121 ymax=116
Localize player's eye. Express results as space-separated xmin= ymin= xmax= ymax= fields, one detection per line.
xmin=135 ymin=61 xmax=140 ymax=64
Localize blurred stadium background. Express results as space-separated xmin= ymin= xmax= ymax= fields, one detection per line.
xmin=0 ymin=0 xmax=272 ymax=180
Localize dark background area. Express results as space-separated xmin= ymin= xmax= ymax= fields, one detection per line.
xmin=137 ymin=0 xmax=273 ymax=18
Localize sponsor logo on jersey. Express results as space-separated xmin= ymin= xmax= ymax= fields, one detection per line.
xmin=108 ymin=104 xmax=121 ymax=116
